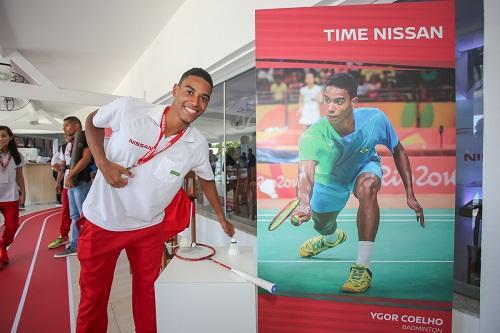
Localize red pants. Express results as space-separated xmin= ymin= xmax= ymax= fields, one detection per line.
xmin=0 ymin=201 xmax=19 ymax=248
xmin=59 ymin=188 xmax=71 ymax=237
xmin=76 ymin=218 xmax=164 ymax=333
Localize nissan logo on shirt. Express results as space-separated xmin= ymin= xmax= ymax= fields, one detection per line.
xmin=129 ymin=139 xmax=153 ymax=150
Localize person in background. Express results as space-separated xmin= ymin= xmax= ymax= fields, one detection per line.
xmin=226 ymin=147 xmax=236 ymax=168
xmin=208 ymin=148 xmax=217 ymax=175
xmin=53 ymin=117 xmax=93 ymax=258
xmin=48 ymin=134 xmax=73 ymax=249
xmin=52 ymin=168 xmax=63 ymax=206
xmin=270 ymin=75 xmax=288 ymax=103
xmin=298 ymin=72 xmax=323 ymax=128
xmin=0 ymin=126 xmax=26 ymax=269
xmin=239 ymin=152 xmax=248 ymax=168
xmin=247 ymin=148 xmax=256 ymax=169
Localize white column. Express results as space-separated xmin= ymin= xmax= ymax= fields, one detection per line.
xmin=480 ymin=0 xmax=500 ymax=332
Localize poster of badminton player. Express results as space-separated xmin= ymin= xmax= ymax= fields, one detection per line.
xmin=256 ymin=2 xmax=456 ymax=332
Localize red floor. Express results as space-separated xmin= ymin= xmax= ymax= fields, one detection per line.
xmin=0 ymin=208 xmax=73 ymax=333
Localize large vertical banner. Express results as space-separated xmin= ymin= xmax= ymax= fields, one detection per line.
xmin=256 ymin=2 xmax=455 ymax=332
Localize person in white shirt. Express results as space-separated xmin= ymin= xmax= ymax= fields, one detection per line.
xmin=47 ymin=134 xmax=72 ymax=250
xmin=0 ymin=126 xmax=26 ymax=269
xmin=298 ymin=72 xmax=323 ymax=127
xmin=49 ymin=118 xmax=93 ymax=259
xmin=78 ymin=68 xmax=234 ymax=333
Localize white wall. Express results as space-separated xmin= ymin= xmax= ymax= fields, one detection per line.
xmin=480 ymin=0 xmax=500 ymax=332
xmin=113 ymin=0 xmax=319 ymax=100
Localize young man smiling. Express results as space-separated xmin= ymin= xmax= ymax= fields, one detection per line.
xmin=292 ymin=73 xmax=424 ymax=293
xmin=79 ymin=68 xmax=234 ymax=333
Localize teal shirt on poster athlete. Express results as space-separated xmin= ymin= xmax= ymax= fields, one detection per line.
xmin=299 ymin=108 xmax=399 ymax=212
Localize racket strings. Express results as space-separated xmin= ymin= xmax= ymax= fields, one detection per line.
xmin=268 ymin=198 xmax=300 ymax=231
xmin=174 ymin=243 xmax=216 ymax=261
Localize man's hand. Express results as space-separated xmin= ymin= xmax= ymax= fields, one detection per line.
xmin=52 ymin=163 xmax=64 ymax=172
xmin=99 ymin=161 xmax=134 ymax=188
xmin=219 ymin=218 xmax=235 ymax=237
xmin=64 ymin=175 xmax=75 ymax=189
xmin=407 ymin=194 xmax=425 ymax=228
xmin=291 ymin=200 xmax=312 ymax=226
xmin=19 ymin=191 xmax=26 ymax=206
xmin=55 ymin=182 xmax=62 ymax=193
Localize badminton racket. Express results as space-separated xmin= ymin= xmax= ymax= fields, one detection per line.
xmin=268 ymin=198 xmax=300 ymax=231
xmin=174 ymin=243 xmax=277 ymax=294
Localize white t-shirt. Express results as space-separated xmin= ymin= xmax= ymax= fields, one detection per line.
xmin=58 ymin=143 xmax=72 ymax=188
xmin=0 ymin=152 xmax=25 ymax=202
xmin=299 ymin=84 xmax=322 ymax=125
xmin=82 ymin=97 xmax=213 ymax=231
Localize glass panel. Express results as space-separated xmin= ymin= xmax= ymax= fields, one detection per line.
xmin=224 ymin=70 xmax=257 ymax=225
xmin=194 ymin=83 xmax=224 ymax=216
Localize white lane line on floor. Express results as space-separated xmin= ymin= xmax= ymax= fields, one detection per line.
xmin=12 ymin=208 xmax=61 ymax=245
xmin=10 ymin=211 xmax=60 ymax=333
xmin=67 ymin=257 xmax=76 ymax=333
xmin=258 ymin=260 xmax=453 ymax=263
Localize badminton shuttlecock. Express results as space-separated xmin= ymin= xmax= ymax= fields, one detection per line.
xmin=259 ymin=179 xmax=278 ymax=199
xmin=227 ymin=237 xmax=239 ymax=256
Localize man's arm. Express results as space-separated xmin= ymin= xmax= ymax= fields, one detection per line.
xmin=55 ymin=169 xmax=64 ymax=193
xmin=292 ymin=160 xmax=316 ymax=225
xmin=85 ymin=110 xmax=132 ymax=188
xmin=197 ymin=177 xmax=235 ymax=237
xmin=392 ymin=142 xmax=425 ymax=226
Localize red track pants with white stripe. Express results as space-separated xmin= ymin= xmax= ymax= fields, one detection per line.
xmin=76 ymin=217 xmax=164 ymax=333
xmin=0 ymin=200 xmax=19 ymax=247
xmin=59 ymin=188 xmax=71 ymax=238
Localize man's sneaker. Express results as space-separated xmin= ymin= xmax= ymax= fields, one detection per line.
xmin=299 ymin=228 xmax=346 ymax=257
xmin=341 ymin=263 xmax=372 ymax=293
xmin=48 ymin=236 xmax=68 ymax=249
xmin=54 ymin=247 xmax=76 ymax=258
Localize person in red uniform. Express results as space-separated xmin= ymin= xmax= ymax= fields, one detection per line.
xmin=0 ymin=126 xmax=26 ymax=269
xmin=48 ymin=134 xmax=73 ymax=249
xmin=78 ymin=68 xmax=234 ymax=333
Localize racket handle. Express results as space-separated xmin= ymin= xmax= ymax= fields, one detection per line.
xmin=291 ymin=215 xmax=301 ymax=226
xmin=231 ymin=269 xmax=278 ymax=294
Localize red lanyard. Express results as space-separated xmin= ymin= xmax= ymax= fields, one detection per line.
xmin=0 ymin=153 xmax=12 ymax=169
xmin=127 ymin=106 xmax=187 ymax=170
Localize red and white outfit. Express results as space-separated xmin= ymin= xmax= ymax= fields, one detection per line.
xmin=78 ymin=97 xmax=213 ymax=333
xmin=0 ymin=152 xmax=25 ymax=250
xmin=55 ymin=144 xmax=72 ymax=238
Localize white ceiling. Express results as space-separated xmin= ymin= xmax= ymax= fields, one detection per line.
xmin=0 ymin=0 xmax=185 ymax=123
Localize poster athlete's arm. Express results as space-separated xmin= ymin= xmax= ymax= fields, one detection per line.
xmin=392 ymin=142 xmax=425 ymax=227
xmin=85 ymin=111 xmax=133 ymax=188
xmin=292 ymin=160 xmax=316 ymax=225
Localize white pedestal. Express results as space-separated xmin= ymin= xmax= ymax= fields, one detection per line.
xmin=155 ymin=246 xmax=256 ymax=333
